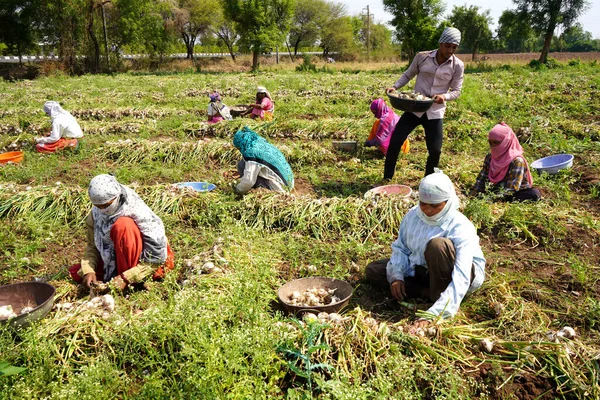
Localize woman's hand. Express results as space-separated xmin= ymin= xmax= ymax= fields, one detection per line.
xmin=83 ymin=273 xmax=97 ymax=288
xmin=110 ymin=276 xmax=127 ymax=291
xmin=468 ymin=189 xmax=478 ymax=197
xmin=390 ymin=280 xmax=406 ymax=301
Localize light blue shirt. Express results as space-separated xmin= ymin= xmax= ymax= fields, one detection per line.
xmin=386 ymin=206 xmax=486 ymax=319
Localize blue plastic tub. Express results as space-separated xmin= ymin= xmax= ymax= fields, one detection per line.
xmin=530 ymin=154 xmax=573 ymax=175
xmin=175 ymin=182 xmax=216 ymax=192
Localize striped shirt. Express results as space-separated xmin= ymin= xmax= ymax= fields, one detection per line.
xmin=472 ymin=154 xmax=532 ymax=194
xmin=386 ymin=206 xmax=486 ymax=319
xmin=393 ymin=50 xmax=464 ymax=120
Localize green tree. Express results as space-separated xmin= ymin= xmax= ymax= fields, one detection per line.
xmin=448 ymin=5 xmax=493 ymax=61
xmin=222 ymin=0 xmax=295 ymax=70
xmin=288 ymin=0 xmax=326 ymax=57
xmin=316 ymin=3 xmax=362 ymax=59
xmin=513 ymin=0 xmax=590 ymax=63
xmin=383 ymin=0 xmax=444 ymax=61
xmin=560 ymin=23 xmax=597 ymax=51
xmin=496 ymin=10 xmax=539 ymax=52
xmin=0 ymin=0 xmax=41 ymax=64
xmin=173 ymin=0 xmax=212 ymax=59
xmin=211 ymin=4 xmax=239 ymax=61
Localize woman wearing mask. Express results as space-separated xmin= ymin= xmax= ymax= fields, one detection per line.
xmin=365 ymin=173 xmax=485 ymax=331
xmin=69 ymin=174 xmax=174 ymax=291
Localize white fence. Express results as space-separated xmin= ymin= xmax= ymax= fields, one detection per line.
xmin=0 ymin=51 xmax=327 ymax=64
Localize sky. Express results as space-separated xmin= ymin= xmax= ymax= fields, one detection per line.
xmin=343 ymin=0 xmax=600 ymax=40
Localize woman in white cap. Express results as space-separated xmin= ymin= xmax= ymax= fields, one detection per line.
xmin=68 ymin=174 xmax=175 ymax=291
xmin=35 ymin=101 xmax=83 ymax=153
xmin=384 ymin=27 xmax=464 ymax=179
xmin=249 ymin=86 xmax=274 ymax=121
xmin=365 ymin=172 xmax=485 ymax=331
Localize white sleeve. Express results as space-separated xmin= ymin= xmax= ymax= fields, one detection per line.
xmin=425 ymin=223 xmax=478 ymax=319
xmin=207 ymin=103 xmax=215 ymax=117
xmin=37 ymin=119 xmax=62 ymax=144
xmin=235 ymin=162 xmax=260 ymax=194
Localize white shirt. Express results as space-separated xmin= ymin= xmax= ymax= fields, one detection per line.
xmin=386 ymin=206 xmax=485 ymax=319
xmin=207 ymin=102 xmax=232 ymax=120
xmin=393 ymin=50 xmax=464 ymax=120
xmin=37 ymin=113 xmax=83 ymax=144
xmin=236 ymin=160 xmax=288 ymax=194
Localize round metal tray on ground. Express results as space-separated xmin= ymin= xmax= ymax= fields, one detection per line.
xmin=229 ymin=105 xmax=252 ymax=118
xmin=277 ymin=277 xmax=353 ymax=315
xmin=364 ymin=184 xmax=412 ymax=199
xmin=387 ymin=92 xmax=434 ymax=113
xmin=0 ymin=282 xmax=56 ymax=328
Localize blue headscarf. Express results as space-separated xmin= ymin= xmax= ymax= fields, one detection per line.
xmin=233 ymin=127 xmax=294 ymax=189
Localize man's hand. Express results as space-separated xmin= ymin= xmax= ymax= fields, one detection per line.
xmin=83 ymin=272 xmax=97 ymax=288
xmin=432 ymin=94 xmax=446 ymax=104
xmin=386 ymin=87 xmax=396 ymax=94
xmin=390 ymin=280 xmax=407 ymax=301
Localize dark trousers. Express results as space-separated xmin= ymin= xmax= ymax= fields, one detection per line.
xmin=365 ymin=237 xmax=473 ymax=302
xmin=384 ymin=112 xmax=443 ymax=179
xmin=507 ymin=187 xmax=542 ymax=202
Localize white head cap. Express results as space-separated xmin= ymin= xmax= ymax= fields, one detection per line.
xmin=439 ymin=27 xmax=461 ymax=45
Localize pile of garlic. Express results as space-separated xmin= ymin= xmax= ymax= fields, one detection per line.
xmin=287 ymin=287 xmax=341 ymax=307
xmin=390 ymin=91 xmax=431 ymax=101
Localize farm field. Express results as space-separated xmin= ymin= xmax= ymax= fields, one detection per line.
xmin=0 ymin=61 xmax=599 ymax=398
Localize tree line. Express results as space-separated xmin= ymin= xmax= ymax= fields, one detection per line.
xmin=0 ymin=0 xmax=595 ymax=73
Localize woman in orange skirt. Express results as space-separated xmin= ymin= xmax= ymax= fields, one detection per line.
xmin=36 ymin=101 xmax=83 ymax=153
xmin=69 ymin=174 xmax=174 ymax=291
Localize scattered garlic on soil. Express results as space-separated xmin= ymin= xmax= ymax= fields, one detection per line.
xmin=303 ymin=313 xmax=319 ymax=323
xmin=287 ymin=287 xmax=339 ymax=307
xmin=479 ymin=338 xmax=494 ymax=353
xmin=55 ymin=302 xmax=74 ymax=311
xmin=558 ymin=326 xmax=576 ymax=339
xmin=328 ymin=313 xmax=344 ymax=324
xmin=307 ymin=264 xmax=317 ymax=273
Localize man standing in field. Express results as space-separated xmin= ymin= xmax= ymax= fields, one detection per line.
xmin=385 ymin=27 xmax=464 ymax=179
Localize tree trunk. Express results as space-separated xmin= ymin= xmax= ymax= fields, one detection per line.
xmin=100 ymin=3 xmax=110 ymax=72
xmin=252 ymin=50 xmax=259 ymax=70
xmin=228 ymin=46 xmax=236 ymax=61
xmin=183 ymin=33 xmax=195 ymax=60
xmin=285 ymin=40 xmax=294 ymax=62
xmin=87 ymin=1 xmax=100 ymax=72
xmin=539 ymin=18 xmax=557 ymax=64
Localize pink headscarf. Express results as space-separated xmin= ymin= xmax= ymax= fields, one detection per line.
xmin=488 ymin=122 xmax=533 ymax=186
xmin=370 ymin=98 xmax=399 ymax=155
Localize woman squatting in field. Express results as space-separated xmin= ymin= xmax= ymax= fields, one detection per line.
xmin=249 ymin=86 xmax=274 ymax=121
xmin=384 ymin=27 xmax=464 ymax=179
xmin=69 ymin=174 xmax=174 ymax=292
xmin=233 ymin=127 xmax=294 ymax=195
xmin=35 ymin=101 xmax=83 ymax=153
xmin=206 ymin=92 xmax=233 ymax=124
xmin=365 ymin=173 xmax=486 ymax=331
xmin=470 ymin=122 xmax=541 ymax=202
xmin=364 ymin=98 xmax=410 ymax=156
